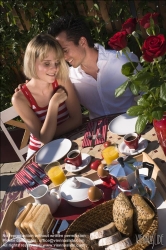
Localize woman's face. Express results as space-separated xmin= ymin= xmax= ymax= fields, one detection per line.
xmin=35 ymin=49 xmax=60 ymax=83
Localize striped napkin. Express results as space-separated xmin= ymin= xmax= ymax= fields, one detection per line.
xmin=15 ymin=162 xmax=50 ymax=190
xmin=82 ymin=118 xmax=108 ymax=147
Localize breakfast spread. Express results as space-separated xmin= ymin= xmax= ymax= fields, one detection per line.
xmin=68 ymin=192 xmax=156 ymax=250
xmin=14 ymin=203 xmax=55 ymax=243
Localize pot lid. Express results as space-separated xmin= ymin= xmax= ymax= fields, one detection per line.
xmin=60 ymin=177 xmax=94 ymax=201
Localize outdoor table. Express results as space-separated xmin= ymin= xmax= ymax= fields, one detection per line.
xmin=0 ymin=113 xmax=166 ymax=249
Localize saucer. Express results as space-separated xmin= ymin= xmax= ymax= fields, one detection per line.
xmin=65 ymin=153 xmax=91 ymax=173
xmin=119 ymin=137 xmax=148 ymax=155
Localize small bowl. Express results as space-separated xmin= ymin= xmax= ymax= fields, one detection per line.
xmin=59 ymin=176 xmax=95 ymax=207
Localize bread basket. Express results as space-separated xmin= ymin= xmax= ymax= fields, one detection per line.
xmin=64 ymin=197 xmax=158 ymax=250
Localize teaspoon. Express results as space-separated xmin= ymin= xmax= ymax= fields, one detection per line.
xmin=23 ymin=175 xmax=35 ymax=187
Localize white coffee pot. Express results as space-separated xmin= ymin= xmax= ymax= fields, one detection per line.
xmin=29 ymin=184 xmax=61 ymax=214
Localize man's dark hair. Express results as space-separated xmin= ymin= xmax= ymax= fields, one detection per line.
xmin=48 ymin=14 xmax=94 ymax=47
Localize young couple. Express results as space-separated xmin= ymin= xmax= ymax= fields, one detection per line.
xmin=13 ymin=14 xmax=140 ymax=159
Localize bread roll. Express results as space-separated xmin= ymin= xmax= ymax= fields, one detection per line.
xmin=113 ymin=192 xmax=133 ymax=236
xmin=131 ymin=194 xmax=155 ymax=234
xmin=90 ymin=222 xmax=117 ymax=240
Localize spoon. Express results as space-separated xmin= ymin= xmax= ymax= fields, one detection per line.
xmin=23 ymin=175 xmax=35 ymax=187
xmin=31 ymin=164 xmax=46 ymax=179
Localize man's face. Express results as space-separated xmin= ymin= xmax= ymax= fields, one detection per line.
xmin=55 ymin=31 xmax=86 ymax=68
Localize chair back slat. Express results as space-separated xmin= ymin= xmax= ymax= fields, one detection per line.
xmin=0 ymin=106 xmax=30 ymax=163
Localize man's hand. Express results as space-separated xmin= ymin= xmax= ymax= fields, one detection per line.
xmin=14 ymin=80 xmax=29 ymax=93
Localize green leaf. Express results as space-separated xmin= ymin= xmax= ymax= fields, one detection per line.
xmin=149 ymin=77 xmax=163 ymax=89
xmin=115 ymin=80 xmax=129 ymax=97
xmin=93 ymin=3 xmax=99 ymax=11
xmin=129 ymin=82 xmax=140 ymax=95
xmin=127 ymin=106 xmax=145 ymax=116
xmin=135 ymin=115 xmax=148 ymax=134
xmin=150 ymin=17 xmax=155 ymax=26
xmin=160 ymin=82 xmax=166 ymax=101
xmin=121 ymin=62 xmax=138 ymax=76
xmin=132 ymin=72 xmax=154 ymax=88
xmin=137 ymin=97 xmax=150 ymax=107
xmin=152 ymin=110 xmax=163 ymax=120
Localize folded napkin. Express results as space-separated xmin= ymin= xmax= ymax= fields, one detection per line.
xmin=15 ymin=162 xmax=50 ymax=190
xmin=82 ymin=118 xmax=108 ymax=147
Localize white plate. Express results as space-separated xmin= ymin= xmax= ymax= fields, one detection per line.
xmin=36 ymin=138 xmax=72 ymax=164
xmin=65 ymin=153 xmax=91 ymax=173
xmin=108 ymin=113 xmax=138 ymax=135
xmin=119 ymin=137 xmax=148 ymax=156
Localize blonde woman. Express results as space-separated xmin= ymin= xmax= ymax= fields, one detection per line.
xmin=12 ymin=34 xmax=82 ymax=159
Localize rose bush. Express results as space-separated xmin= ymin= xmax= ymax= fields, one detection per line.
xmin=108 ymin=12 xmax=166 ymax=134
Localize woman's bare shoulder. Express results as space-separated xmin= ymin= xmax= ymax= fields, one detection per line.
xmin=12 ymin=89 xmax=29 ymax=106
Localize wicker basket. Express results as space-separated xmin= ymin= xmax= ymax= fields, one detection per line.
xmin=64 ymin=197 xmax=158 ymax=250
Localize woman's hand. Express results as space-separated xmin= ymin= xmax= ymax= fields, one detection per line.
xmin=50 ymin=87 xmax=68 ymax=106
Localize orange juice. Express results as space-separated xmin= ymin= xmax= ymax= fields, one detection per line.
xmin=47 ymin=166 xmax=66 ymax=185
xmin=102 ymin=146 xmax=119 ymax=165
xmin=45 ymin=162 xmax=66 ymax=186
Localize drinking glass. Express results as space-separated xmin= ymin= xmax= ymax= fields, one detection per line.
xmin=102 ymin=145 xmax=119 ymax=165
xmin=45 ymin=161 xmax=66 ymax=186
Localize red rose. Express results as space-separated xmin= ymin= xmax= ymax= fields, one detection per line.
xmin=108 ymin=31 xmax=128 ymax=51
xmin=142 ymin=34 xmax=166 ymax=62
xmin=139 ymin=12 xmax=159 ymax=29
xmin=122 ymin=17 xmax=137 ymax=34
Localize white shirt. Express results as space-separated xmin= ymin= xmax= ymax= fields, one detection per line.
xmin=69 ymin=44 xmax=140 ymax=119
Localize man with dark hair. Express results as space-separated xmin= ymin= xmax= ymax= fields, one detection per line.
xmin=48 ymin=14 xmax=140 ymax=119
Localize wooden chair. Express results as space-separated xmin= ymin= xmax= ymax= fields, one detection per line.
xmin=0 ymin=106 xmax=30 ymax=163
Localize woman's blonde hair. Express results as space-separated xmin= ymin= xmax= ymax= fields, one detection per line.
xmin=23 ymin=33 xmax=69 ymax=82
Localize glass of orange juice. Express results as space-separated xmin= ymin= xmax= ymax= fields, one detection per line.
xmin=45 ymin=161 xmax=66 ymax=186
xmin=102 ymin=145 xmax=119 ymax=165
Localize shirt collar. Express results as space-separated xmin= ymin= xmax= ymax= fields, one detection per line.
xmin=78 ymin=43 xmax=107 ymax=73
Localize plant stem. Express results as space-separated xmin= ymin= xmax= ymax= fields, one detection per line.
xmin=155 ymin=59 xmax=164 ymax=78
xmin=134 ymin=36 xmax=142 ymax=50
xmin=152 ymin=27 xmax=156 ymax=35
xmin=123 ymin=49 xmax=139 ymax=73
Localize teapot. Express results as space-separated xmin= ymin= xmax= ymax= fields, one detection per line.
xmin=29 ymin=184 xmax=61 ymax=214
xmin=104 ymin=157 xmax=155 ymax=198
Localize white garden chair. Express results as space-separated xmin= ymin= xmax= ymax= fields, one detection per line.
xmin=0 ymin=106 xmax=30 ymax=163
